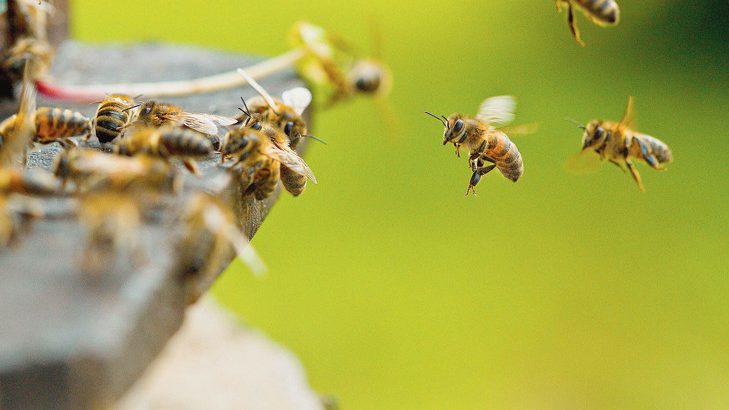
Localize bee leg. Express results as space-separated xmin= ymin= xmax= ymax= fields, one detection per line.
xmin=455 ymin=144 xmax=461 ymax=157
xmin=609 ymin=159 xmax=626 ymax=172
xmin=183 ymin=159 xmax=200 ymax=175
xmin=567 ymin=2 xmax=585 ymax=47
xmin=465 ymin=164 xmax=496 ymax=196
xmin=625 ymin=160 xmax=645 ymax=192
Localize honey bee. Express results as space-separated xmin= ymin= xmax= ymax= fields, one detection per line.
xmin=2 ymin=0 xmax=54 ymax=80
xmin=222 ymin=126 xmax=317 ymax=199
xmin=236 ymin=69 xmax=312 ymax=149
xmin=78 ymin=192 xmax=145 ymax=276
xmin=555 ymin=0 xmax=620 ymax=47
xmin=0 ymin=166 xmax=59 ymax=195
xmin=114 ymin=125 xmax=214 ymax=174
xmin=53 ymin=148 xmax=179 ymax=194
xmin=93 ymin=94 xmax=138 ymax=143
xmin=0 ymin=68 xmax=36 ymax=167
xmin=0 ymin=194 xmax=44 ymax=248
xmin=426 ymin=96 xmax=526 ymax=195
xmin=566 ymin=96 xmax=672 ymax=192
xmin=290 ymin=21 xmax=392 ymax=104
xmin=177 ymin=192 xmax=266 ymax=302
xmin=133 ymin=100 xmax=237 ymax=137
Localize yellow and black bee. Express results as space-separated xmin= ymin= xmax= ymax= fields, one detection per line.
xmin=555 ymin=0 xmax=620 ymax=46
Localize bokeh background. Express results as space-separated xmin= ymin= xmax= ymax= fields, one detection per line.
xmin=71 ymin=1 xmax=728 ymax=408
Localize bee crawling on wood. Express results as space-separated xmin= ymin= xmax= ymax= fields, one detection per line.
xmin=426 ymin=95 xmax=533 ymax=195
xmin=113 ymin=125 xmax=215 ymax=175
xmin=555 ymin=0 xmax=620 ymax=47
xmin=177 ymin=192 xmax=266 ymax=302
xmin=566 ymin=96 xmax=672 ymax=192
xmin=92 ymin=93 xmax=138 ymax=144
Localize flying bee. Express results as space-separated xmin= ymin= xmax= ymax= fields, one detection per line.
xmin=555 ymin=0 xmax=620 ymax=47
xmin=566 ymin=96 xmax=672 ymax=192
xmin=93 ymin=94 xmax=138 ymax=143
xmin=236 ymin=69 xmax=312 ymax=149
xmin=133 ymin=100 xmax=236 ymax=139
xmin=177 ymin=192 xmax=266 ymax=302
xmin=0 ymin=166 xmax=59 ymax=195
xmin=290 ymin=21 xmax=393 ymax=104
xmin=114 ymin=125 xmax=214 ymax=174
xmin=53 ymin=148 xmax=179 ymax=194
xmin=426 ymin=95 xmax=528 ymax=195
xmin=223 ymin=126 xmax=317 ymax=199
xmin=78 ymin=192 xmax=145 ymax=276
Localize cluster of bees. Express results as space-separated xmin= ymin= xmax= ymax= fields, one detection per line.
xmin=426 ymin=0 xmax=673 ymax=195
xmin=0 ymin=45 xmax=317 ymax=284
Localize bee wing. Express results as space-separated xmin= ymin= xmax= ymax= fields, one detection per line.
xmin=564 ymin=149 xmax=603 ymax=175
xmin=179 ymin=113 xmax=220 ymax=135
xmin=265 ymin=146 xmax=317 ymax=184
xmin=201 ymin=206 xmax=267 ymax=276
xmin=617 ymin=96 xmax=636 ymax=133
xmin=281 ymin=87 xmax=312 ymax=116
xmin=500 ymin=122 xmax=540 ymax=137
xmin=476 ymin=95 xmax=516 ymax=127
xmin=0 ymin=64 xmax=36 ymax=167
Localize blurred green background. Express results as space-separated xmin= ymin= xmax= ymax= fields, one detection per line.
xmin=71 ymin=1 xmax=728 ymax=408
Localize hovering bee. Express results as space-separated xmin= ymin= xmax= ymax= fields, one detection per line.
xmin=426 ymin=95 xmax=526 ymax=195
xmin=93 ymin=94 xmax=138 ymax=143
xmin=555 ymin=0 xmax=620 ymax=47
xmin=114 ymin=125 xmax=214 ymax=174
xmin=177 ymin=192 xmax=266 ymax=302
xmin=0 ymin=166 xmax=59 ymax=195
xmin=236 ymin=69 xmax=312 ymax=149
xmin=290 ymin=21 xmax=392 ymax=104
xmin=133 ymin=100 xmax=236 ymax=138
xmin=78 ymin=192 xmax=145 ymax=276
xmin=566 ymin=96 xmax=672 ymax=192
xmin=2 ymin=0 xmax=54 ymax=80
xmin=223 ymin=126 xmax=317 ymax=199
xmin=54 ymin=148 xmax=179 ymax=194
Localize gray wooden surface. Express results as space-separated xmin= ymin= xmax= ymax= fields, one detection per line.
xmin=0 ymin=41 xmax=308 ymax=409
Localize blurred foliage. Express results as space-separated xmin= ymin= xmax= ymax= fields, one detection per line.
xmin=72 ymin=1 xmax=729 ymax=408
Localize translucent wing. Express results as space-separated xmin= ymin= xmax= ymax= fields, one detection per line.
xmin=500 ymin=122 xmax=539 ymax=137
xmin=0 ymin=65 xmax=36 ymax=167
xmin=202 ymin=206 xmax=267 ymax=276
xmin=564 ymin=149 xmax=603 ymax=175
xmin=476 ymin=95 xmax=516 ymax=127
xmin=617 ymin=95 xmax=635 ymax=133
xmin=281 ymin=87 xmax=312 ymax=115
xmin=179 ymin=113 xmax=220 ymax=135
xmin=266 ymin=146 xmax=317 ymax=184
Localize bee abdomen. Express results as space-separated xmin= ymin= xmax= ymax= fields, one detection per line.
xmin=159 ymin=128 xmax=214 ymax=157
xmin=35 ymin=107 xmax=91 ymax=142
xmin=644 ymin=135 xmax=673 ymax=164
xmin=486 ymin=134 xmax=524 ymax=182
xmin=577 ymin=0 xmax=619 ymax=24
xmin=95 ymin=102 xmax=131 ymax=143
xmin=280 ymin=165 xmax=307 ymax=196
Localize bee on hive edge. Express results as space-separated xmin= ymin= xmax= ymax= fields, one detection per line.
xmin=133 ymin=100 xmax=236 ymax=142
xmin=566 ymin=96 xmax=672 ymax=192
xmin=426 ymin=95 xmax=529 ymax=195
xmin=93 ymin=94 xmax=138 ymax=144
xmin=555 ymin=0 xmax=620 ymax=47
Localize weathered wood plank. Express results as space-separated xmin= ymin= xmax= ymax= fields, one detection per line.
xmin=0 ymin=41 xmax=308 ymax=409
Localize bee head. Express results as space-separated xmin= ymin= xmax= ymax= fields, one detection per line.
xmin=138 ymin=101 xmax=155 ymax=119
xmin=425 ymin=112 xmax=466 ymax=146
xmin=581 ymin=121 xmax=607 ymax=150
xmin=224 ymin=131 xmax=262 ymax=161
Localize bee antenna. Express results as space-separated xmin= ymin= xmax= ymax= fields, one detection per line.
xmin=237 ymin=107 xmax=250 ymax=118
xmin=301 ymin=134 xmax=327 ymax=145
xmin=564 ymin=117 xmax=586 ymax=130
xmin=425 ymin=111 xmax=447 ymax=128
xmin=239 ymin=96 xmax=251 ymax=117
xmin=123 ymin=103 xmax=142 ymax=112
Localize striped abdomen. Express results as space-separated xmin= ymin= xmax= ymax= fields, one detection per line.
xmin=159 ymin=127 xmax=214 ymax=157
xmin=484 ymin=132 xmax=524 ymax=182
xmin=637 ymin=134 xmax=673 ymax=164
xmin=244 ymin=159 xmax=280 ymax=200
xmin=94 ymin=96 xmax=135 ymax=143
xmin=280 ymin=165 xmax=306 ymax=196
xmin=575 ymin=0 xmax=619 ymax=25
xmin=34 ymin=107 xmax=91 ymax=143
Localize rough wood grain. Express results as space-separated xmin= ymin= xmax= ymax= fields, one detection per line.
xmin=0 ymin=41 xmax=309 ymax=409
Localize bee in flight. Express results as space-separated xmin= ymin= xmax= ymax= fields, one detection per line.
xmin=426 ymin=95 xmax=527 ymax=195
xmin=566 ymin=96 xmax=672 ymax=192
xmin=555 ymin=0 xmax=620 ymax=46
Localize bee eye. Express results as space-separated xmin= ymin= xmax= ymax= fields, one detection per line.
xmin=251 ymin=122 xmax=262 ymax=131
xmin=284 ymin=121 xmax=294 ymax=137
xmin=141 ymin=107 xmax=151 ymax=116
xmin=594 ymin=127 xmax=605 ymax=139
xmin=453 ymin=119 xmax=464 ymax=133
